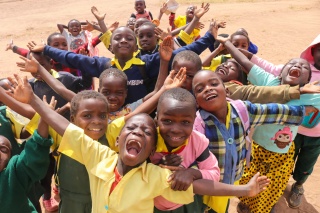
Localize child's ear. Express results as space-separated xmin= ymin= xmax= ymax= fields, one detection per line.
xmin=149 ymin=146 xmax=156 ymax=157
xmin=70 ymin=115 xmax=75 ymax=122
xmin=134 ymin=43 xmax=138 ymax=52
xmin=115 ymin=136 xmax=119 ymax=147
xmin=226 ymin=88 xmax=231 ymax=98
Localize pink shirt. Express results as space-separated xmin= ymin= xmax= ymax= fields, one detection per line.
xmin=251 ymin=55 xmax=320 ymax=137
xmin=150 ymin=130 xmax=220 ymax=211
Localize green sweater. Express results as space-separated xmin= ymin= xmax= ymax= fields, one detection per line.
xmin=0 ymin=130 xmax=52 ymax=213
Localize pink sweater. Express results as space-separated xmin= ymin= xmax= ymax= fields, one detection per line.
xmin=150 ymin=130 xmax=220 ymax=211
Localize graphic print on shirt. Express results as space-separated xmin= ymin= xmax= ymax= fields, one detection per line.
xmin=70 ymin=39 xmax=84 ymax=50
xmin=270 ymin=126 xmax=292 ymax=149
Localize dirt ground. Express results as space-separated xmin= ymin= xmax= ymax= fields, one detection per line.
xmin=0 ymin=0 xmax=319 ymax=212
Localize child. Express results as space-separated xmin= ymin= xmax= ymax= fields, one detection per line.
xmin=57 ymin=19 xmax=87 ymax=51
xmin=0 ymin=102 xmax=52 ymax=213
xmin=202 ymin=31 xmax=251 ymax=72
xmin=137 ymin=22 xmax=159 ymax=55
xmin=10 ymin=74 xmax=270 ymax=213
xmin=220 ymin=37 xmax=320 ymax=212
xmin=236 ymin=28 xmax=258 ymax=54
xmin=191 ymin=70 xmax=317 ymax=213
xmin=151 ymin=87 xmax=220 ymax=213
xmin=170 ymin=5 xmax=201 ymax=41
xmin=5 ymin=34 xmax=80 ymax=76
xmin=20 ymin=36 xmax=174 ymax=123
xmin=30 ymin=14 xmax=217 ymax=104
xmin=127 ymin=17 xmax=136 ymax=31
xmin=131 ymin=0 xmax=153 ymax=21
xmin=18 ymin=59 xmax=185 ymax=213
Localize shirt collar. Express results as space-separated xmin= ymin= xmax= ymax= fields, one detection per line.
xmin=111 ymin=57 xmax=145 ymax=71
xmin=33 ymin=69 xmax=59 ymax=82
xmin=90 ymin=153 xmax=149 ymax=183
xmin=155 ymin=128 xmax=188 ymax=154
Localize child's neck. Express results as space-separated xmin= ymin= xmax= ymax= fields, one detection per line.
xmin=117 ymin=56 xmax=133 ymax=68
xmin=116 ymin=158 xmax=140 ymax=176
xmin=210 ymin=103 xmax=228 ymax=125
xmin=186 ymin=17 xmax=193 ymax=23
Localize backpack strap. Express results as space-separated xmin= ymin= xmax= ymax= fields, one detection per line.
xmin=228 ymin=99 xmax=252 ymax=167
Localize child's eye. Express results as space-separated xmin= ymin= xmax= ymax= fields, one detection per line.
xmin=162 ymin=119 xmax=172 ymax=124
xmin=100 ymin=114 xmax=107 ymax=119
xmin=144 ymin=130 xmax=152 ymax=136
xmin=196 ymin=87 xmax=203 ymax=93
xmin=187 ymin=75 xmax=194 ymax=79
xmin=83 ymin=114 xmax=91 ymax=118
xmin=0 ymin=147 xmax=9 ymax=153
xmin=182 ymin=121 xmax=190 ymax=125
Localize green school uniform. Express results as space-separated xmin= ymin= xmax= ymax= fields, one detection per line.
xmin=0 ymin=130 xmax=52 ymax=213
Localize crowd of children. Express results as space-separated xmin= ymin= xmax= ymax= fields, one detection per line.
xmin=1 ymin=0 xmax=320 ymax=213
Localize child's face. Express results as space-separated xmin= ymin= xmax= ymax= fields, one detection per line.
xmin=138 ymin=25 xmax=157 ymax=51
xmin=99 ymin=76 xmax=127 ymax=113
xmin=134 ymin=0 xmax=146 ymax=14
xmin=215 ymin=60 xmax=240 ymax=82
xmin=312 ymin=43 xmax=320 ymax=69
xmin=157 ymin=97 xmax=195 ymax=151
xmin=0 ymin=136 xmax=11 ymax=172
xmin=118 ymin=114 xmax=156 ymax=167
xmin=126 ymin=17 xmax=136 ymax=31
xmin=172 ymin=60 xmax=198 ymax=91
xmin=185 ymin=5 xmax=196 ymax=19
xmin=49 ymin=35 xmax=68 ymax=51
xmin=231 ymin=35 xmax=249 ymax=50
xmin=30 ymin=53 xmax=52 ymax=80
xmin=111 ymin=27 xmax=137 ymax=59
xmin=68 ymin=20 xmax=81 ymax=36
xmin=134 ymin=18 xmax=149 ymax=36
xmin=280 ymin=58 xmax=310 ymax=87
xmin=71 ymin=98 xmax=108 ymax=140
xmin=193 ymin=71 xmax=227 ymax=113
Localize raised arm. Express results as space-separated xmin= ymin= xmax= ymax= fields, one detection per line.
xmin=57 ymin=24 xmax=68 ymax=34
xmin=91 ymin=6 xmax=108 ymax=33
xmin=17 ymin=55 xmax=76 ymax=102
xmin=0 ymin=87 xmax=35 ymax=119
xmin=220 ymin=39 xmax=254 ymax=73
xmin=143 ymin=36 xmax=173 ymax=101
xmin=183 ymin=3 xmax=210 ymax=36
xmin=124 ymin=67 xmax=186 ymax=122
xmin=202 ymin=43 xmax=225 ymax=67
xmin=9 ymin=75 xmax=69 ymax=136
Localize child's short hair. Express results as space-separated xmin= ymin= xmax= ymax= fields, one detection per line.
xmin=172 ymin=50 xmax=202 ymax=71
xmin=157 ymin=88 xmax=197 ymax=112
xmin=47 ymin=32 xmax=64 ymax=45
xmin=230 ymin=31 xmax=250 ymax=45
xmin=70 ymin=90 xmax=109 ymax=117
xmin=99 ymin=68 xmax=128 ymax=88
xmin=140 ymin=22 xmax=156 ymax=29
xmin=28 ymin=51 xmax=51 ymax=62
xmin=67 ymin=19 xmax=80 ymax=27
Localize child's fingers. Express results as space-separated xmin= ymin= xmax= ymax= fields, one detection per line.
xmin=19 ymin=56 xmax=28 ymax=62
xmin=16 ymin=62 xmax=25 ymax=68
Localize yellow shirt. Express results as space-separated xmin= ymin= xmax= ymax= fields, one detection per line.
xmin=6 ymin=108 xmax=30 ymax=139
xmin=174 ymin=15 xmax=200 ymax=41
xmin=58 ymin=123 xmax=194 ymax=213
xmin=25 ymin=114 xmax=125 ymax=153
xmin=203 ymin=54 xmax=232 ymax=71
xmin=110 ymin=57 xmax=145 ymax=71
xmin=99 ymin=30 xmax=113 ymax=49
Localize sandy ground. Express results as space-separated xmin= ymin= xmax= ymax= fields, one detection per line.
xmin=1 ymin=0 xmax=320 ymax=212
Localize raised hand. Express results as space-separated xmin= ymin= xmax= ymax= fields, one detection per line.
xmin=159 ymin=36 xmax=174 ymax=62
xmin=163 ymin=67 xmax=186 ymax=90
xmin=42 ymin=95 xmax=57 ymax=110
xmin=82 ymin=20 xmax=96 ymax=32
xmin=208 ymin=19 xmax=219 ymax=40
xmin=26 ymin=41 xmax=38 ymax=51
xmin=238 ymin=48 xmax=253 ymax=59
xmin=109 ymin=21 xmax=119 ymax=33
xmin=91 ymin=6 xmax=105 ymax=21
xmin=195 ymin=22 xmax=205 ymax=30
xmin=194 ymin=3 xmax=210 ymax=19
xmin=154 ymin=27 xmax=171 ymax=41
xmin=246 ymin=172 xmax=270 ymax=197
xmin=7 ymin=74 xmax=33 ymax=104
xmin=5 ymin=39 xmax=14 ymax=51
xmin=16 ymin=55 xmax=39 ymax=74
xmin=160 ymin=2 xmax=168 ymax=14
xmin=27 ymin=42 xmax=45 ymax=52
xmin=218 ymin=21 xmax=227 ymax=28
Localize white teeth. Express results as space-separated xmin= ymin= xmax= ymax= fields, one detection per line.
xmin=89 ymin=128 xmax=101 ymax=131
xmin=206 ymin=94 xmax=217 ymax=101
xmin=128 ymin=140 xmax=141 ymax=148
